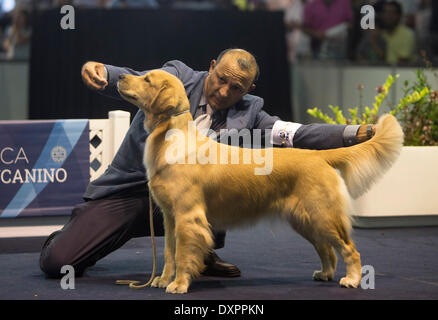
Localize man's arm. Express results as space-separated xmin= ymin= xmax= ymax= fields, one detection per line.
xmin=255 ymin=110 xmax=367 ymax=149
xmin=81 ymin=61 xmax=182 ymax=100
xmin=81 ymin=61 xmax=150 ymax=100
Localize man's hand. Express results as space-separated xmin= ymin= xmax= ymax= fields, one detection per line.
xmin=357 ymin=124 xmax=377 ymax=143
xmin=81 ymin=61 xmax=108 ymax=91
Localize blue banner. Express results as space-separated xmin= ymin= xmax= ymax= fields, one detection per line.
xmin=0 ymin=120 xmax=89 ymax=218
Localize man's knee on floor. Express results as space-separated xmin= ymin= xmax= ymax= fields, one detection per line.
xmin=39 ymin=233 xmax=82 ymax=279
xmin=40 ymin=247 xmax=71 ymax=279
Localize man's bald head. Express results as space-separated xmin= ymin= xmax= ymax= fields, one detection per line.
xmin=204 ymin=48 xmax=259 ymax=110
xmin=215 ymin=49 xmax=260 ymax=85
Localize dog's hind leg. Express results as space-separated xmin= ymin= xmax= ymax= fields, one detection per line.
xmin=326 ymin=196 xmax=362 ymax=287
xmin=165 ymin=205 xmax=214 ymax=294
xmin=325 ymin=172 xmax=362 ymax=288
xmin=331 ymin=236 xmax=362 ymax=288
xmin=288 ymin=218 xmax=337 ymax=282
xmin=283 ymin=204 xmax=336 ymax=283
xmin=310 ymin=205 xmax=361 ymax=287
xmin=284 ymin=192 xmax=355 ymax=286
xmin=312 ymin=243 xmax=337 ymax=282
xmin=152 ymin=213 xmax=176 ymax=288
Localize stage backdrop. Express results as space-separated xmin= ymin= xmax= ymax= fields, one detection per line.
xmin=0 ymin=120 xmax=90 ymax=218
xmin=29 ymin=8 xmax=291 ymax=122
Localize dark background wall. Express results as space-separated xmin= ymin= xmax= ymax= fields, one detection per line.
xmin=29 ymin=9 xmax=291 ymax=122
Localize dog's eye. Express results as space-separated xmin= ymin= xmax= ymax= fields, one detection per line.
xmin=144 ymin=77 xmax=150 ymax=83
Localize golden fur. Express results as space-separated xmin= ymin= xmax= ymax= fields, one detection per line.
xmin=117 ymin=70 xmax=404 ymax=294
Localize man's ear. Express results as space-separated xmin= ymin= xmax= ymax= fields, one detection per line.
xmin=209 ymin=59 xmax=217 ymax=73
xmin=249 ymin=84 xmax=256 ymax=92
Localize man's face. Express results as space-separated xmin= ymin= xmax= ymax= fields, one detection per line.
xmin=204 ymin=57 xmax=255 ymax=110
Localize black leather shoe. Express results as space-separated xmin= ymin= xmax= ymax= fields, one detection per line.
xmin=202 ymin=251 xmax=241 ymax=277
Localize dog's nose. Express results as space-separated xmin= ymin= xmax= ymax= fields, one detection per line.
xmin=119 ymin=74 xmax=126 ymax=80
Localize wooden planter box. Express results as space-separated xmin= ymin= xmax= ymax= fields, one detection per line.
xmin=352 ymin=147 xmax=438 ymax=228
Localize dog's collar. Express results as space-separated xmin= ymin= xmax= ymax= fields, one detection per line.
xmin=148 ymin=110 xmax=190 ymax=133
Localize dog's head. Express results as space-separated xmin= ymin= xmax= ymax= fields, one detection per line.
xmin=117 ymin=70 xmax=189 ymax=116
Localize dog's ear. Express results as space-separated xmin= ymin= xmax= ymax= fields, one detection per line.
xmin=148 ymin=80 xmax=179 ymax=114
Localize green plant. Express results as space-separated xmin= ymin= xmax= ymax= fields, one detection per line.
xmin=390 ymin=68 xmax=438 ymax=146
xmin=308 ymin=74 xmax=398 ymax=126
xmin=307 ymin=66 xmax=438 ymax=146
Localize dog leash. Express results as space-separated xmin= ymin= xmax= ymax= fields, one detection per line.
xmin=115 ymin=192 xmax=157 ymax=289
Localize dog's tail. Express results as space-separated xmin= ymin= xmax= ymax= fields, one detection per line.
xmin=321 ymin=114 xmax=404 ymax=199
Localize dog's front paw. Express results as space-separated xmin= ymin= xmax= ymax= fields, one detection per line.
xmin=151 ymin=276 xmax=172 ymax=288
xmin=313 ymin=270 xmax=334 ymax=281
xmin=166 ymin=280 xmax=189 ymax=294
xmin=339 ymin=277 xmax=360 ymax=288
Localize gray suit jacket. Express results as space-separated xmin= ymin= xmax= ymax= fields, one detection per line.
xmin=84 ymin=60 xmax=350 ymax=200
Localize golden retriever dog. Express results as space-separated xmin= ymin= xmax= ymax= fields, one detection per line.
xmin=117 ymin=70 xmax=404 ymax=294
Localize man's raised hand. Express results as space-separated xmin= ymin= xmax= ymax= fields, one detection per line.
xmin=81 ymin=61 xmax=108 ymax=91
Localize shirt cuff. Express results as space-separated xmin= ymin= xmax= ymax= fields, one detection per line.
xmin=343 ymin=125 xmax=360 ymax=147
xmin=103 ymin=65 xmax=108 ymax=80
xmin=270 ymin=120 xmax=303 ymax=147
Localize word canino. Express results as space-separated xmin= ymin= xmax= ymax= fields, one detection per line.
xmin=0 ymin=168 xmax=67 ymax=184
xmin=163 ymin=121 xmax=273 ymax=175
xmin=0 ymin=147 xmax=68 ymax=184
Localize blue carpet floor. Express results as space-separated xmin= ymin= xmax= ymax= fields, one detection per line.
xmin=1 ymin=221 xmax=437 ymax=300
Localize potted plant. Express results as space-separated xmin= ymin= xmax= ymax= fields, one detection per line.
xmin=307 ymin=61 xmax=438 ymax=227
